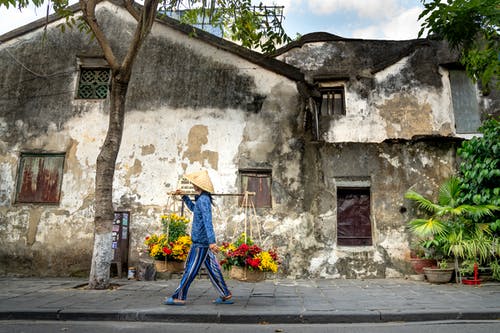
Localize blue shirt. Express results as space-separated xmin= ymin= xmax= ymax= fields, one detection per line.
xmin=181 ymin=192 xmax=216 ymax=245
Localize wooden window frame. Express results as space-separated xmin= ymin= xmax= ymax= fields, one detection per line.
xmin=239 ymin=170 xmax=272 ymax=208
xmin=15 ymin=153 xmax=65 ymax=204
xmin=319 ymin=86 xmax=345 ymax=116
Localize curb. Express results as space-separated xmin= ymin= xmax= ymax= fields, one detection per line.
xmin=2 ymin=309 xmax=499 ymax=324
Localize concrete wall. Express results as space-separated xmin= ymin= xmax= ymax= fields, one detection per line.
xmin=271 ymin=35 xmax=496 ymax=278
xmin=1 ymin=4 xmax=496 ymax=279
xmin=0 ymin=2 xmax=304 ymax=277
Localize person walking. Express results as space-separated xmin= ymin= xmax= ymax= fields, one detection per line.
xmin=163 ymin=170 xmax=233 ymax=306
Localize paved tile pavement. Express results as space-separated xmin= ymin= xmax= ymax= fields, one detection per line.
xmin=0 ymin=277 xmax=499 ymax=323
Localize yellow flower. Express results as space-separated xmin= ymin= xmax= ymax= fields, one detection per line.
xmin=177 ymin=235 xmax=192 ymax=245
xmin=256 ymin=251 xmax=278 ymax=273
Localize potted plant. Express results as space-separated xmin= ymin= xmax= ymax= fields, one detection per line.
xmin=145 ymin=213 xmax=191 ymax=272
xmin=423 ymin=259 xmax=455 ymax=284
xmin=409 ymin=241 xmax=437 ymax=275
xmin=405 ymin=176 xmax=499 ymax=283
xmin=219 ymin=233 xmax=280 ymax=282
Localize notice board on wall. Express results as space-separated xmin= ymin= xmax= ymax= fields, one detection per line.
xmin=112 ymin=211 xmax=130 ymax=269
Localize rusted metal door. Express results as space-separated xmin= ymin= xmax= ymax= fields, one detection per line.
xmin=241 ymin=172 xmax=272 ymax=208
xmin=337 ymin=188 xmax=372 ymax=246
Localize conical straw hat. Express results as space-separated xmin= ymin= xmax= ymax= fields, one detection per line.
xmin=183 ymin=170 xmax=214 ymax=193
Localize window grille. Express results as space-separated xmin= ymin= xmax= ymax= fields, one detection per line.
xmin=77 ymin=68 xmax=110 ymax=99
xmin=320 ymin=87 xmax=345 ymax=116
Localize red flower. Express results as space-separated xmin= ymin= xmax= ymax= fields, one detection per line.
xmin=248 ymin=245 xmax=262 ymax=256
xmin=145 ymin=236 xmax=150 ymax=240
xmin=246 ymin=258 xmax=261 ymax=268
xmin=238 ymin=243 xmax=250 ymax=252
xmin=162 ymin=247 xmax=172 ymax=255
xmin=269 ymin=249 xmax=278 ymax=261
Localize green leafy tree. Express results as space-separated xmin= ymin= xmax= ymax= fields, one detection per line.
xmin=418 ymin=0 xmax=499 ymax=90
xmin=457 ymin=118 xmax=500 ymax=231
xmin=0 ymin=0 xmax=290 ymax=289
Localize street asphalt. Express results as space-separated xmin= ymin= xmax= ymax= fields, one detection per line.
xmin=0 ymin=276 xmax=499 ymax=324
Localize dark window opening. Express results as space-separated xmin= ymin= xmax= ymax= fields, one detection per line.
xmin=240 ymin=170 xmax=272 ymax=208
xmin=15 ymin=153 xmax=65 ymax=204
xmin=77 ymin=68 xmax=110 ymax=99
xmin=337 ymin=188 xmax=372 ymax=246
xmin=319 ymin=87 xmax=345 ymax=116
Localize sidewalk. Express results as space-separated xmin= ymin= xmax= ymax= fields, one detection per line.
xmin=0 ymin=277 xmax=499 ymax=324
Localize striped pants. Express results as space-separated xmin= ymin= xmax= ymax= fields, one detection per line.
xmin=171 ymin=243 xmax=231 ymax=301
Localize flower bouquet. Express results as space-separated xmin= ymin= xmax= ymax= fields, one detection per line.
xmin=145 ymin=213 xmax=191 ymax=272
xmin=219 ymin=233 xmax=280 ymax=282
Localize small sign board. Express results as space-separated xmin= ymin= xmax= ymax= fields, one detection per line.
xmin=178 ymin=177 xmax=195 ymax=194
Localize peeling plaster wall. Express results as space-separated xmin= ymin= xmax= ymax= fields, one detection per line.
xmin=288 ymin=140 xmax=460 ymax=279
xmin=271 ymin=36 xmax=496 ymax=278
xmin=276 ymin=39 xmax=462 ymax=142
xmin=2 ymin=5 xmax=495 ymax=279
xmin=0 ymin=2 xmax=305 ymax=277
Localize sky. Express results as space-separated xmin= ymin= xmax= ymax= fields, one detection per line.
xmin=0 ymin=0 xmax=426 ymax=40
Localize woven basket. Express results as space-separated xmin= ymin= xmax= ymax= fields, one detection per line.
xmin=229 ymin=266 xmax=265 ymax=282
xmin=155 ymin=260 xmax=185 ymax=273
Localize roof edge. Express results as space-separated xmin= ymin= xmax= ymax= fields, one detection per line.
xmin=271 ymin=31 xmax=430 ymax=57
xmin=0 ymin=0 xmax=304 ymax=83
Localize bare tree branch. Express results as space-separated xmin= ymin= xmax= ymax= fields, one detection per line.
xmin=122 ymin=0 xmax=160 ymax=74
xmin=124 ymin=0 xmax=140 ymax=21
xmin=79 ymin=0 xmax=119 ymax=70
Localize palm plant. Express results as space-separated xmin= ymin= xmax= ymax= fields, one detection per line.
xmin=405 ymin=177 xmax=499 ymax=279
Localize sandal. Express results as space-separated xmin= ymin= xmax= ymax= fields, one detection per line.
xmin=162 ymin=297 xmax=186 ymax=306
xmin=213 ymin=294 xmax=233 ymax=304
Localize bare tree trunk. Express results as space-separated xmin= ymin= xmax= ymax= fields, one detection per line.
xmin=81 ymin=0 xmax=159 ymax=290
xmin=88 ymin=76 xmax=128 ymax=289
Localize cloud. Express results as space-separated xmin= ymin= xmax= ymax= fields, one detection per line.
xmin=307 ymin=0 xmax=401 ymax=19
xmin=351 ymin=6 xmax=422 ymax=40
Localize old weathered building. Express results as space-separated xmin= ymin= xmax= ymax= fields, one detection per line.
xmin=1 ymin=1 xmax=496 ymax=278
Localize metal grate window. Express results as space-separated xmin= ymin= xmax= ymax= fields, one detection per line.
xmin=77 ymin=68 xmax=110 ymax=99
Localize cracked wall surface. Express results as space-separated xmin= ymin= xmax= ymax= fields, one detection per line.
xmin=0 ymin=2 xmax=304 ymax=277
xmin=1 ymin=5 xmax=497 ymax=279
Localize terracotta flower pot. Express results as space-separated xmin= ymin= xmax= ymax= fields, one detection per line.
xmin=409 ymin=258 xmax=437 ymax=274
xmin=423 ymin=267 xmax=454 ymax=284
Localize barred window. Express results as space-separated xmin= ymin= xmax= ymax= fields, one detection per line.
xmin=320 ymin=87 xmax=345 ymax=116
xmin=77 ymin=68 xmax=110 ymax=99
